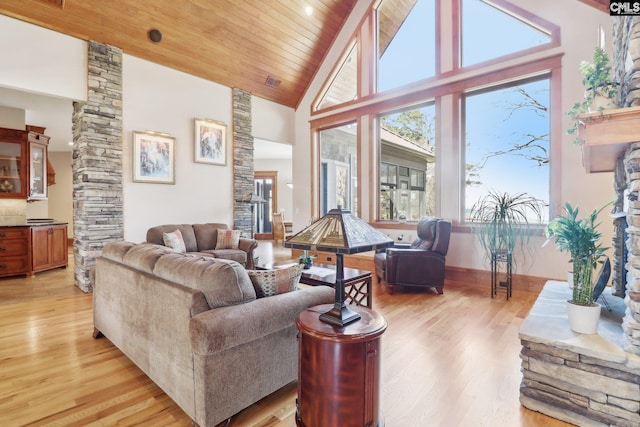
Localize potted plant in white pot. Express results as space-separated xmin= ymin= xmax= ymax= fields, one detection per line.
xmin=567 ymin=46 xmax=619 ymax=143
xmin=545 ymin=202 xmax=608 ymax=334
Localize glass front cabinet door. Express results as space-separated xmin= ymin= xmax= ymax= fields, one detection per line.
xmin=0 ymin=127 xmax=49 ymax=200
xmin=0 ymin=138 xmax=27 ymax=199
xmin=29 ymin=139 xmax=47 ymax=200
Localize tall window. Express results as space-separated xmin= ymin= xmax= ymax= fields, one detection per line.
xmin=319 ymin=123 xmax=358 ymax=215
xmin=464 ymin=78 xmax=550 ymax=220
xmin=379 ymin=103 xmax=436 ymax=220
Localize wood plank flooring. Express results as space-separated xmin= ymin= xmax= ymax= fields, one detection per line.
xmin=0 ymin=242 xmax=572 ymax=426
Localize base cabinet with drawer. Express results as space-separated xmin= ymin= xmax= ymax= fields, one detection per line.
xmin=0 ymin=227 xmax=31 ymax=277
xmin=0 ymin=224 xmax=68 ymax=278
xmin=31 ymin=225 xmax=68 ymax=274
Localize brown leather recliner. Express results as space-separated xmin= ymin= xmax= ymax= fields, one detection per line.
xmin=373 ymin=217 xmax=452 ymax=294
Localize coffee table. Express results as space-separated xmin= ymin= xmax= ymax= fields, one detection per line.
xmin=258 ymin=261 xmax=373 ymax=308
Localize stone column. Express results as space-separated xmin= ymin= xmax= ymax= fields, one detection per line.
xmin=232 ymin=88 xmax=254 ymax=237
xmin=72 ymin=41 xmax=123 ymax=292
xmin=614 ymin=16 xmax=640 ymax=354
xmin=624 ymin=145 xmax=640 ymax=354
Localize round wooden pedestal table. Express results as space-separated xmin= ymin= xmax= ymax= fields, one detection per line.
xmin=295 ymin=304 xmax=387 ymax=427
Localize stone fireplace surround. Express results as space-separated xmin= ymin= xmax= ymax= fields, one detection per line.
xmin=518 ymin=16 xmax=640 ymax=425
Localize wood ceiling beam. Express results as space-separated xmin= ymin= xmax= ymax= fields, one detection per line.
xmin=577 ymin=0 xmax=610 ymax=13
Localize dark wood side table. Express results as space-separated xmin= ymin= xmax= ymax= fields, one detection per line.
xmin=258 ymin=261 xmax=374 ymax=308
xmin=296 ymin=304 xmax=387 ymax=427
xmin=299 ymin=264 xmax=373 ymax=308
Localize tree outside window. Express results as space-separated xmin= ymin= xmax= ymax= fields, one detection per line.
xmin=319 ymin=124 xmax=358 ymax=215
xmin=379 ymin=104 xmax=436 ymax=220
xmin=464 ymin=78 xmax=550 ymax=222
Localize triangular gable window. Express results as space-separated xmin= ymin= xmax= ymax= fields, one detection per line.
xmin=377 ymin=0 xmax=436 ymax=93
xmin=315 ymin=41 xmax=358 ymax=111
xmin=462 ymin=0 xmax=551 ymax=67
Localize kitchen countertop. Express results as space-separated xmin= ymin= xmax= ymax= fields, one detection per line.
xmin=0 ymin=220 xmax=69 ymax=228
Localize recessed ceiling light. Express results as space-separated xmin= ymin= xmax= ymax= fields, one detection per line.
xmin=305 ymin=6 xmax=313 ymax=16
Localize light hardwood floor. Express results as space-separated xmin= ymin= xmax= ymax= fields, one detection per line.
xmin=0 ymin=242 xmax=571 ymax=427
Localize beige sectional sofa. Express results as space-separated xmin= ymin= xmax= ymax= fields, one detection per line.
xmin=146 ymin=223 xmax=259 ymax=269
xmin=92 ymin=240 xmax=333 ymax=427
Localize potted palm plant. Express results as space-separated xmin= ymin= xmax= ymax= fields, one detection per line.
xmin=545 ymin=202 xmax=608 ymax=334
xmin=567 ymin=46 xmax=619 ymax=143
xmin=469 ymin=191 xmax=544 ymax=290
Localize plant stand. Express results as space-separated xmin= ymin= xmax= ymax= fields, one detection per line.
xmin=491 ymin=251 xmax=512 ymax=300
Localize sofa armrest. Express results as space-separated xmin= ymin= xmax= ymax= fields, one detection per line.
xmin=238 ymin=237 xmax=258 ymax=268
xmin=189 ymin=285 xmax=333 ymax=355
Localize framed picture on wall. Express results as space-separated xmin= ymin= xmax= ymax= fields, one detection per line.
xmin=194 ymin=118 xmax=226 ymax=165
xmin=132 ymin=131 xmax=175 ymax=184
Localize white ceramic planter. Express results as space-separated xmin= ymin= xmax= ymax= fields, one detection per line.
xmin=566 ymin=301 xmax=601 ymax=334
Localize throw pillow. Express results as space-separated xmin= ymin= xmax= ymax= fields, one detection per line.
xmin=162 ymin=229 xmax=186 ymax=253
xmin=216 ymin=229 xmax=241 ymax=249
xmin=247 ymin=264 xmax=305 ymax=297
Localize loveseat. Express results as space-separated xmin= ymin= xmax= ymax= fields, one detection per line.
xmin=146 ymin=223 xmax=258 ymax=269
xmin=92 ymin=240 xmax=334 ymax=427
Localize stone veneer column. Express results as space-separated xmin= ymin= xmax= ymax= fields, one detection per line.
xmin=72 ymin=41 xmax=123 ymax=292
xmin=232 ymin=88 xmax=254 ymax=237
xmin=624 ymin=145 xmax=640 ymax=354
xmin=613 ymin=16 xmax=640 ymax=354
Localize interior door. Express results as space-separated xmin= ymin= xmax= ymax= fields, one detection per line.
xmin=254 ymin=171 xmax=278 ymax=240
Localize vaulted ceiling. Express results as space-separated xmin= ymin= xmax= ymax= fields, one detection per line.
xmin=0 ymin=0 xmax=358 ymax=108
xmin=0 ymin=0 xmax=609 ymax=110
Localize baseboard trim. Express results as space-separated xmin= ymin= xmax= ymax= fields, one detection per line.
xmin=445 ymin=266 xmax=552 ymax=294
xmin=293 ymin=247 xmax=552 ymax=294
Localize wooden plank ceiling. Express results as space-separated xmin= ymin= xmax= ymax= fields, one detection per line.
xmin=0 ymin=0 xmax=358 ymax=108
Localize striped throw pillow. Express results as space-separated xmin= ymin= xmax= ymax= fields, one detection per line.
xmin=216 ymin=229 xmax=241 ymax=249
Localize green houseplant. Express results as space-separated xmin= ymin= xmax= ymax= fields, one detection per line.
xmin=545 ymin=202 xmax=608 ymax=333
xmin=469 ymin=191 xmax=544 ymax=268
xmin=545 ymin=202 xmax=608 ymax=305
xmin=567 ymin=46 xmax=619 ymax=143
xmin=298 ymin=250 xmax=317 ymax=269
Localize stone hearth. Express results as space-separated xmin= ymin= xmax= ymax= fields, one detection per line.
xmin=519 ymin=281 xmax=640 ymax=426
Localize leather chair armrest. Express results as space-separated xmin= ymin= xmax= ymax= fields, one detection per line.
xmin=392 ymin=242 xmax=412 ymax=249
xmin=386 ymin=249 xmax=446 ymax=287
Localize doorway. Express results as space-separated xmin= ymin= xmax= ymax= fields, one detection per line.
xmin=253 ymin=171 xmax=278 ymax=240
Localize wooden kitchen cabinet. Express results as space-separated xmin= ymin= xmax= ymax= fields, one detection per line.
xmin=0 ymin=227 xmax=31 ymax=277
xmin=31 ymin=224 xmax=68 ymax=274
xmin=0 ymin=131 xmax=28 ymax=199
xmin=0 ymin=126 xmax=49 ymax=200
xmin=28 ymin=136 xmax=48 ymax=200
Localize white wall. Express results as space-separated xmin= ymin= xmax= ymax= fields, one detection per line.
xmin=0 ymin=14 xmax=86 ymax=101
xmin=48 ymin=151 xmax=73 ymax=237
xmin=122 ymin=55 xmax=236 ymax=242
xmin=252 ymin=96 xmax=295 ymax=144
xmin=293 ymin=0 xmax=615 ymax=280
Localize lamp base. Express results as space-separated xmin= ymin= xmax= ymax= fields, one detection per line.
xmin=319 ymin=302 xmax=361 ymax=326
